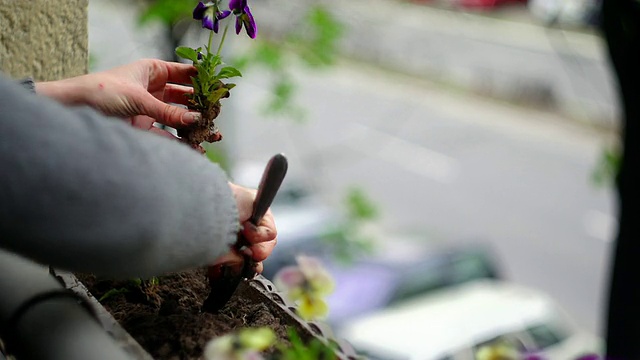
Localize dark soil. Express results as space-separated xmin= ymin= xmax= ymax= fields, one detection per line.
xmin=178 ymin=101 xmax=223 ymax=147
xmin=76 ymin=269 xmax=291 ymax=360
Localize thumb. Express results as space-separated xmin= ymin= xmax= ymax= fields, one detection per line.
xmin=140 ymin=94 xmax=201 ymax=128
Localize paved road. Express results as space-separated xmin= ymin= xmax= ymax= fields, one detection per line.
xmin=224 ymin=63 xmax=615 ymax=335
xmin=89 ymin=0 xmax=616 ymax=335
xmin=253 ymin=0 xmax=619 ymax=130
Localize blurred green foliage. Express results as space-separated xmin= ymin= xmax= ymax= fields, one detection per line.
xmin=274 ymin=328 xmax=337 ymax=360
xmin=323 ymin=187 xmax=378 ymax=264
xmin=88 ymin=53 xmax=99 ymax=72
xmin=291 ymin=5 xmax=345 ymax=68
xmin=592 ymin=146 xmax=622 ymax=187
xmin=138 ymin=0 xmax=193 ymax=26
xmin=203 ymin=143 xmax=230 ymax=172
xmin=346 ymin=187 xmax=379 ymax=221
xmin=233 ymin=4 xmax=345 ymax=121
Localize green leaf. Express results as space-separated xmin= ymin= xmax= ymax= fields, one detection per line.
xmin=138 ymin=0 xmax=193 ymax=26
xmin=175 ymin=46 xmax=199 ymax=63
xmin=99 ymin=287 xmax=129 ymax=302
xmin=202 ymin=54 xmax=222 ymax=69
xmin=190 ymin=76 xmax=201 ymax=94
xmin=207 ymin=87 xmax=230 ymax=103
xmin=216 ymin=66 xmax=243 ymax=79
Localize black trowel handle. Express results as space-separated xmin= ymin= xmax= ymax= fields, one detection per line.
xmin=248 ymin=153 xmax=288 ymax=226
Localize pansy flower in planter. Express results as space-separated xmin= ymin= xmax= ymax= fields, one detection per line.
xmin=203 ymin=327 xmax=275 ymax=360
xmin=273 ymin=255 xmax=335 ymax=320
xmin=475 ymin=341 xmax=521 ymax=360
xmin=175 ymin=0 xmax=257 ymax=150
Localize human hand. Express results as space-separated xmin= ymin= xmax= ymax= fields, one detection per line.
xmin=36 ymin=59 xmax=200 ymax=139
xmin=210 ymin=183 xmax=278 ymax=274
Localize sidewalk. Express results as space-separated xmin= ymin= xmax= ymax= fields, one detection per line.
xmin=253 ymin=0 xmax=618 ymax=130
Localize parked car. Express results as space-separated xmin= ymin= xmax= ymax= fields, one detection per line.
xmin=337 ymin=280 xmax=602 ymax=360
xmin=263 ymin=229 xmax=502 ymax=326
xmin=454 ymin=0 xmax=527 ymax=10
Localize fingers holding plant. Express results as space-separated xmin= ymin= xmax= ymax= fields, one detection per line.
xmin=108 ymin=59 xmax=202 ymax=129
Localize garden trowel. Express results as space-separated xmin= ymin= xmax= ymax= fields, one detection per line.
xmin=202 ymin=153 xmax=288 ymax=313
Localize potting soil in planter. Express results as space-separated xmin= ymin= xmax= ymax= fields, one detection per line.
xmin=76 ymin=269 xmax=291 ymax=359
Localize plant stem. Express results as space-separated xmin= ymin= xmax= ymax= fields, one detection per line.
xmin=216 ymin=24 xmax=229 ymax=57
xmin=208 ymin=30 xmax=214 ymax=54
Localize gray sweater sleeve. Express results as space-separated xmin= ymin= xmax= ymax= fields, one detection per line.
xmin=0 ymin=74 xmax=239 ymax=278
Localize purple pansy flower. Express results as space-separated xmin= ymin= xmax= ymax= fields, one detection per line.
xmin=193 ymin=2 xmax=231 ymax=33
xmin=228 ymin=0 xmax=257 ymax=39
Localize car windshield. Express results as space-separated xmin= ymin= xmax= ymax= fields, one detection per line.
xmin=388 ymin=247 xmax=498 ymax=304
xmin=526 ymin=323 xmax=568 ymax=350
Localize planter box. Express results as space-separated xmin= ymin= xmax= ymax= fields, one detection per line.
xmin=53 ymin=269 xmax=358 ymax=359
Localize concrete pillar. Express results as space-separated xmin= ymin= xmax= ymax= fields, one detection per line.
xmin=0 ymin=0 xmax=88 ymax=81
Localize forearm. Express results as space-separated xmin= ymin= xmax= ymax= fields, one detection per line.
xmin=35 ymin=75 xmax=95 ymax=106
xmin=0 ymin=75 xmax=238 ymax=278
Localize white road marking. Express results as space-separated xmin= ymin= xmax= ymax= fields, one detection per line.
xmin=584 ymin=210 xmax=617 ymax=243
xmin=344 ymin=123 xmax=459 ymax=184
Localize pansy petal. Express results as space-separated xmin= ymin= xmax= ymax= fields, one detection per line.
xmin=298 ymin=296 xmax=329 ymax=320
xmin=235 ymin=16 xmax=243 ymax=35
xmin=297 ymin=255 xmax=329 ymax=280
xmin=193 ymin=1 xmax=208 ymax=20
xmin=287 ymin=287 xmax=305 ymax=302
xmin=202 ymin=16 xmax=215 ymax=30
xmin=296 ymin=255 xmax=322 ymax=274
xmin=243 ymin=6 xmax=257 ymax=38
xmin=201 ymin=7 xmax=216 ymax=30
xmin=311 ymin=274 xmax=335 ymax=296
xmin=229 ymin=0 xmax=244 ymax=12
xmin=213 ymin=18 xmax=220 ymax=33
xmin=273 ymin=266 xmax=305 ymax=289
xmin=217 ymin=10 xmax=232 ymax=19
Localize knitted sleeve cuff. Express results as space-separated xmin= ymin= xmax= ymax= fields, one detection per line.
xmin=17 ymin=77 xmax=36 ymax=94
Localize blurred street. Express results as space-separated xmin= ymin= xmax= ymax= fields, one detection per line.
xmin=228 ymin=63 xmax=614 ymax=335
xmin=90 ymin=0 xmax=616 ymax=335
xmin=254 ymin=0 xmax=618 ymax=129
